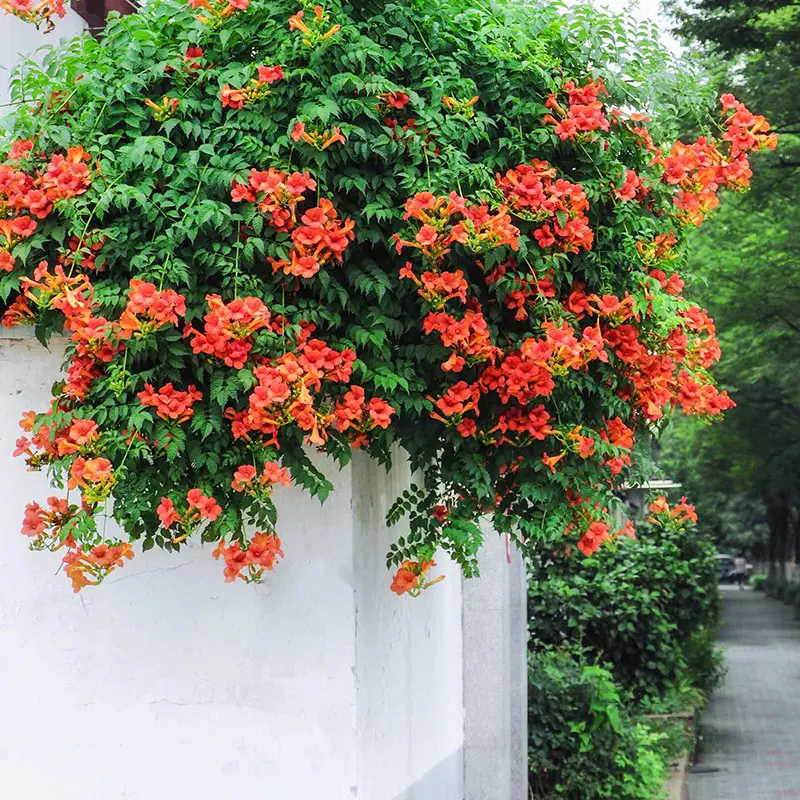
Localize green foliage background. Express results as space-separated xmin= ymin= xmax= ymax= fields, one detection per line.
xmin=656 ymin=0 xmax=800 ymax=574
xmin=527 ymin=508 xmax=722 ymax=797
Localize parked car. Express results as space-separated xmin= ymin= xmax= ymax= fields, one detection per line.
xmin=716 ymin=554 xmax=736 ymax=583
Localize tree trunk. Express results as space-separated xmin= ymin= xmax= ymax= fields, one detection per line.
xmin=793 ymin=505 xmax=800 ymax=566
xmin=767 ymin=504 xmax=779 ymax=588
xmin=780 ymin=504 xmax=790 ymax=590
xmin=766 ymin=497 xmax=792 ymax=591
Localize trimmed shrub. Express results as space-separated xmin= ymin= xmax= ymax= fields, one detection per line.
xmin=749 ymin=573 xmax=767 ymax=591
xmin=528 ymin=496 xmax=721 ymax=700
xmin=528 ymin=648 xmax=668 ymax=799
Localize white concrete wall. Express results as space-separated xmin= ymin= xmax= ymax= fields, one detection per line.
xmin=0 ymin=12 xmax=87 ymax=107
xmin=463 ymin=532 xmax=528 ymax=800
xmin=352 ymin=454 xmax=464 ymax=799
xmin=0 ymin=332 xmax=464 ymax=800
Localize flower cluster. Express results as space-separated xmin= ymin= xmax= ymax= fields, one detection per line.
xmin=120 ymin=279 xmax=186 ymax=337
xmin=399 ymin=263 xmax=468 ymax=310
xmin=21 ymin=495 xmax=73 ymax=541
xmin=422 ymin=309 xmax=497 ymax=372
xmin=232 ymin=168 xmax=354 ymax=277
xmin=187 ymin=294 xmax=272 ymax=368
xmin=60 ymin=230 xmax=108 ymax=273
xmin=0 ymin=145 xmax=93 ymax=272
xmin=187 ymin=0 xmax=248 ymax=29
xmin=390 ymin=558 xmax=443 ymax=596
xmin=496 ymin=160 xmax=593 ymax=253
xmin=720 ymin=94 xmax=778 ymax=158
xmin=659 ymin=96 xmax=777 ymax=226
xmin=0 ymin=0 xmax=65 ymax=32
xmin=144 ymin=96 xmax=179 ymax=122
xmin=334 ymin=385 xmax=395 ymax=447
xmin=394 ymin=192 xmax=519 ymax=262
xmin=7 ymin=261 xmax=129 ymax=399
xmin=213 ymin=533 xmax=284 ymax=583
xmin=376 ymin=91 xmax=439 ymax=155
xmin=21 ymin=496 xmax=134 ymax=591
xmin=647 ymin=495 xmax=698 ymax=527
xmin=288 ymin=4 xmax=341 ymax=46
xmin=615 ymin=168 xmax=649 ymax=203
xmin=181 ymin=46 xmax=205 ymax=74
xmin=157 ymin=490 xmax=222 ymax=535
xmin=226 ymin=333 xmax=387 ymax=448
xmin=231 ymin=461 xmax=291 ymax=494
xmin=636 ymin=231 xmax=678 ymax=267
xmin=268 ymin=199 xmax=354 ymax=278
xmin=602 ymin=306 xmax=735 ymax=421
xmin=542 ymin=78 xmax=610 ymax=141
xmin=14 ymin=414 xmax=98 ymax=469
xmin=68 ymin=455 xmax=114 ymax=499
xmin=575 ymin=518 xmax=636 ymax=557
xmin=231 ymin=168 xmax=316 ymax=231
xmin=290 ymin=122 xmax=346 ymax=150
xmin=221 ymin=64 xmax=284 ymax=109
xmin=62 ymin=542 xmax=134 ymax=592
xmin=138 ymin=382 xmax=202 ymax=422
xmin=441 ymin=95 xmax=479 ymax=118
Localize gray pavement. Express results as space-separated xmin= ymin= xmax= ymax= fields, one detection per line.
xmin=690 ymin=585 xmax=800 ymax=800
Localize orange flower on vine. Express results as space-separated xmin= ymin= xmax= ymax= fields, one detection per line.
xmin=441 ymin=95 xmax=479 ymax=118
xmin=0 ymin=0 xmax=66 ymax=32
xmin=144 ymin=96 xmax=179 ymax=122
xmin=390 ymin=559 xmax=443 ymax=596
xmin=188 ymin=0 xmax=248 ymax=28
xmin=288 ymin=5 xmax=341 ymax=46
xmin=290 ymin=122 xmax=346 ymax=150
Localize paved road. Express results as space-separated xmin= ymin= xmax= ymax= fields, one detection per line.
xmin=690 ymin=586 xmax=800 ymax=800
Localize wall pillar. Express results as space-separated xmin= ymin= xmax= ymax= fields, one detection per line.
xmin=463 ymin=531 xmax=528 ymax=800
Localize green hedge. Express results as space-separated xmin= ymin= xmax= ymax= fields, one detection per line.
xmin=749 ymin=573 xmax=767 ymax=591
xmin=528 ymin=648 xmax=669 ymax=800
xmin=528 ymin=513 xmax=722 ymax=700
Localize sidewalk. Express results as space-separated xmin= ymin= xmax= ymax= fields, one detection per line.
xmin=690 ymin=586 xmax=800 ymax=800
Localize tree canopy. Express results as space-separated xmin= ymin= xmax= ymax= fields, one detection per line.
xmin=661 ymin=0 xmax=800 ymax=570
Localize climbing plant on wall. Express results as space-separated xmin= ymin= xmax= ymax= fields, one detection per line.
xmin=0 ymin=0 xmax=774 ymax=592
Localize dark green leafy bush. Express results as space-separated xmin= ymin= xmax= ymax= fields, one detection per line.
xmin=528 ymin=648 xmax=668 ymax=799
xmin=684 ymin=627 xmax=725 ymax=695
xmin=528 ymin=496 xmax=721 ymax=700
xmin=749 ymin=573 xmax=766 ymax=591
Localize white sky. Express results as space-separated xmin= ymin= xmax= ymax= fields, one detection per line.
xmin=598 ymin=0 xmax=668 ymax=24
xmin=593 ymin=0 xmax=682 ymax=53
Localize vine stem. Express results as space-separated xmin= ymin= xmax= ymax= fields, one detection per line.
xmin=157 ymin=258 xmax=169 ymax=291
xmin=32 ymin=84 xmax=81 ymax=144
xmin=67 ymin=172 xmax=125 ymax=277
xmin=233 ymin=228 xmax=241 ymax=298
xmin=409 ymin=17 xmax=436 ymax=62
xmin=116 ymin=422 xmax=138 ymax=472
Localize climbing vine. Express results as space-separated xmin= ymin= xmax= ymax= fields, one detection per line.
xmin=0 ymin=0 xmax=774 ymax=592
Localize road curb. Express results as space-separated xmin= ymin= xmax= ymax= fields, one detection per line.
xmin=664 ymin=750 xmax=691 ymax=800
